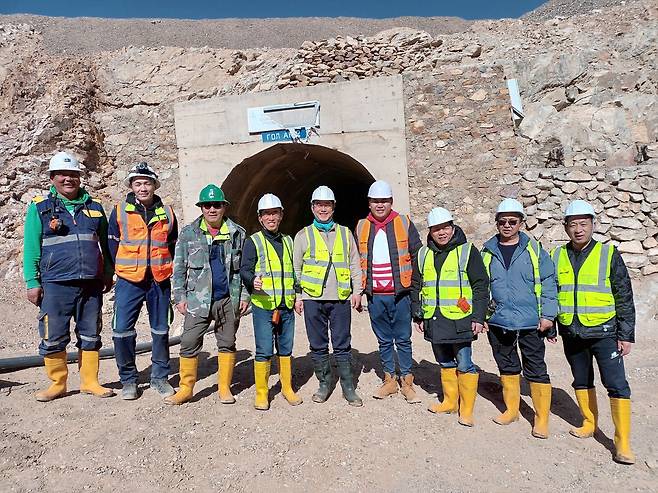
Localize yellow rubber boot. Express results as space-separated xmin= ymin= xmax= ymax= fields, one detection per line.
xmin=570 ymin=388 xmax=598 ymax=438
xmin=429 ymin=368 xmax=459 ymax=414
xmin=610 ymin=398 xmax=635 ymax=464
xmin=254 ymin=360 xmax=271 ymax=411
xmin=79 ymin=350 xmax=114 ymax=398
xmin=164 ymin=356 xmax=198 ymax=405
xmin=530 ymin=382 xmax=552 ymax=439
xmin=36 ymin=351 xmax=68 ymax=402
xmin=218 ymin=352 xmax=236 ymax=404
xmin=278 ymin=356 xmax=302 ymax=406
xmin=493 ymin=374 xmax=520 ymax=425
xmin=457 ymin=371 xmax=479 ymax=427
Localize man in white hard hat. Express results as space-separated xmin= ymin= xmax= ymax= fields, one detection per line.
xmin=107 ymin=162 xmax=178 ymax=400
xmin=240 ymin=193 xmax=302 ymax=411
xmin=23 ymin=151 xmax=115 ymax=402
xmin=411 ymin=207 xmax=489 ymax=426
xmin=481 ymin=198 xmax=558 ymax=438
xmin=293 ymin=185 xmax=364 ymax=406
xmin=552 ymin=199 xmax=636 ymax=464
xmin=355 ymin=180 xmax=422 ymax=403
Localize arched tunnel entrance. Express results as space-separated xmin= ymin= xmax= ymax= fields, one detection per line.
xmin=222 ymin=143 xmax=375 ymax=235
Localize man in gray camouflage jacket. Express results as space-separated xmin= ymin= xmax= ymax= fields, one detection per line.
xmin=165 ymin=184 xmax=249 ymax=405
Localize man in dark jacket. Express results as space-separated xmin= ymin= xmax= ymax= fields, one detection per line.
xmin=553 ymin=200 xmax=636 ymax=464
xmin=355 ymin=180 xmax=422 ymax=403
xmin=411 ymin=207 xmax=489 ymax=426
xmin=482 ymin=198 xmax=557 ymax=439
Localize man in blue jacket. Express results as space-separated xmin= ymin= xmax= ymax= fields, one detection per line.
xmin=481 ymin=198 xmax=558 ymax=439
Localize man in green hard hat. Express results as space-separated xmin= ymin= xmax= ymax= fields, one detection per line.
xmin=165 ymin=184 xmax=249 ymax=405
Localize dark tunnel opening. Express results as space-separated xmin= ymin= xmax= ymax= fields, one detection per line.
xmin=221 ymin=143 xmax=375 ymax=236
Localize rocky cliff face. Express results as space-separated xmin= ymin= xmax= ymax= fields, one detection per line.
xmin=0 ymin=0 xmax=656 ymax=283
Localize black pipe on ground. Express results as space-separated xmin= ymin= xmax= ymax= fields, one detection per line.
xmin=0 ymin=336 xmax=181 ymax=373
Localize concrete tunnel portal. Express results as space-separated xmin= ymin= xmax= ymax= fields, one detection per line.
xmin=221 ymin=143 xmax=376 ymax=235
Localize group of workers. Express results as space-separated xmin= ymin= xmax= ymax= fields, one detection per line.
xmin=23 ymin=151 xmax=638 ymax=465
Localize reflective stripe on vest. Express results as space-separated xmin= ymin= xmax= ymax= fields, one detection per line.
xmin=419 ymin=243 xmax=473 ymax=320
xmin=36 ymin=194 xmax=105 ymax=282
xmin=552 ymin=242 xmax=615 ymax=327
xmin=300 ymin=225 xmax=352 ymax=300
xmin=115 ymin=202 xmax=173 ymax=282
xmin=356 ymin=215 xmax=413 ymax=291
xmin=250 ymin=231 xmax=295 ymax=310
xmin=482 ymin=239 xmax=542 ymax=316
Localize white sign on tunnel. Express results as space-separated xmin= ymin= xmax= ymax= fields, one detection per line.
xmin=247 ymin=101 xmax=320 ymax=134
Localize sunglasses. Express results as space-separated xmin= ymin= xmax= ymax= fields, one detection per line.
xmin=497 ymin=218 xmax=520 ymax=226
xmin=201 ymin=202 xmax=226 ymax=210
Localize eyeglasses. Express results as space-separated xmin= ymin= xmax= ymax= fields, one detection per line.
xmin=201 ymin=202 xmax=226 ymax=210
xmin=497 ymin=219 xmax=520 ymax=226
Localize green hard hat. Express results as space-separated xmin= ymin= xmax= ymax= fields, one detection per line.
xmin=196 ymin=184 xmax=229 ymax=206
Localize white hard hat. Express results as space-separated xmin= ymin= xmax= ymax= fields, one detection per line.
xmin=496 ymin=198 xmax=525 ymax=219
xmin=367 ymin=180 xmax=393 ymax=199
xmin=124 ymin=162 xmax=161 ymax=189
xmin=258 ymin=193 xmax=283 ymax=212
xmin=48 ymin=152 xmax=81 ymax=173
xmin=427 ymin=207 xmax=454 ymax=227
xmin=311 ymin=185 xmax=336 ymax=203
xmin=564 ymin=200 xmax=596 ymax=219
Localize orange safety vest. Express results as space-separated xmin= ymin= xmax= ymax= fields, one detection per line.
xmin=356 ymin=214 xmax=412 ymax=292
xmin=115 ymin=202 xmax=174 ymax=283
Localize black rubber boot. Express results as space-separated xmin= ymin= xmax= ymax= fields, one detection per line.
xmin=336 ymin=360 xmax=363 ymax=407
xmin=312 ymin=356 xmax=332 ymax=403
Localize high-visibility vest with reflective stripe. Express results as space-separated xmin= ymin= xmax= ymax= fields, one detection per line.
xmin=250 ymin=231 xmax=295 ymax=310
xmin=419 ymin=243 xmax=473 ymax=320
xmin=482 ymin=239 xmax=542 ymax=316
xmin=552 ymin=242 xmax=615 ymax=327
xmin=300 ymin=225 xmax=352 ymax=300
xmin=115 ymin=202 xmax=174 ymax=282
xmin=34 ymin=194 xmax=105 ymax=282
xmin=356 ymin=215 xmax=413 ymax=291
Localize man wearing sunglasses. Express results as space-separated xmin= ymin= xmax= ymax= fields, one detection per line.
xmin=166 ymin=185 xmax=249 ymax=405
xmin=481 ymin=198 xmax=557 ymax=439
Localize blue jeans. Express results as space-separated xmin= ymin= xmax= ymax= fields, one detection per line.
xmin=368 ymin=294 xmax=413 ymax=375
xmin=38 ymin=280 xmax=103 ymax=356
xmin=112 ymin=277 xmax=172 ymax=384
xmin=252 ymin=306 xmax=295 ymax=362
xmin=432 ymin=342 xmax=477 ymax=373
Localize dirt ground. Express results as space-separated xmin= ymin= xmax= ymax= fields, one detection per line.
xmin=1 ymin=280 xmax=657 ymax=493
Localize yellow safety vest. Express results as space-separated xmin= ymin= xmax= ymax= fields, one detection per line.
xmin=552 ymin=242 xmax=615 ymax=327
xmin=419 ymin=243 xmax=473 ymax=320
xmin=300 ymin=225 xmax=352 ymax=300
xmin=250 ymin=231 xmax=295 ymax=310
xmin=482 ymin=239 xmax=542 ymax=316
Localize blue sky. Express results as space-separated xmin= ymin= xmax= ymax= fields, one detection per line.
xmin=1 ymin=0 xmax=546 ymax=20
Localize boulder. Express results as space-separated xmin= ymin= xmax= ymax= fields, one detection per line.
xmin=617 ymin=240 xmax=644 ymax=254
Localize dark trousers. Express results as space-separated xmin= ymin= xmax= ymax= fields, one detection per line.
xmin=112 ymin=277 xmax=172 ymax=384
xmin=368 ymin=294 xmax=413 ymax=376
xmin=303 ymin=299 xmax=352 ymax=362
xmin=252 ymin=306 xmax=295 ymax=362
xmin=38 ymin=280 xmax=103 ymax=356
xmin=562 ymin=334 xmax=631 ymax=398
xmin=487 ymin=326 xmax=550 ymax=384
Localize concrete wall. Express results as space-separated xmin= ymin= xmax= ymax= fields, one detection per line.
xmin=174 ymin=76 xmax=409 ymax=222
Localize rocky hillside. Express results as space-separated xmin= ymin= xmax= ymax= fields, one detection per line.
xmin=0 ymin=0 xmax=656 ymax=282
xmin=523 ymin=0 xmax=638 ymax=21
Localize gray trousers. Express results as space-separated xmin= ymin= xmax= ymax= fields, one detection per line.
xmin=180 ymin=298 xmax=238 ymax=357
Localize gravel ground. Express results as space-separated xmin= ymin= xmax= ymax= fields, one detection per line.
xmin=0 ymin=14 xmax=472 ymax=54
xmin=522 ymin=0 xmax=638 ymax=21
xmin=1 ymin=278 xmax=657 ymax=492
